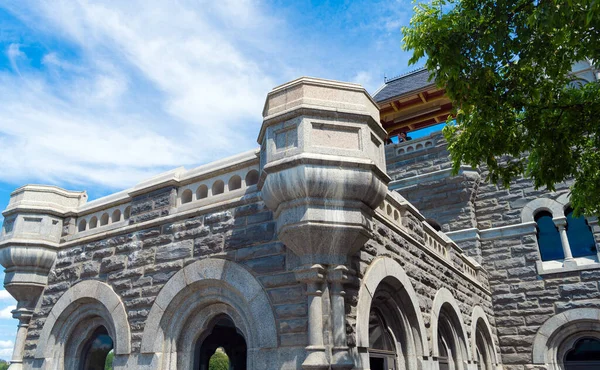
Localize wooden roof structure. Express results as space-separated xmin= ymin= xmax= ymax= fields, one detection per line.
xmin=373 ymin=68 xmax=453 ymax=136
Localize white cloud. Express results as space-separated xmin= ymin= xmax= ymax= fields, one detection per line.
xmin=0 ymin=290 xmax=13 ymax=300
xmin=0 ymin=0 xmax=282 ymax=190
xmin=0 ymin=306 xmax=15 ymax=319
xmin=0 ymin=339 xmax=13 ymax=359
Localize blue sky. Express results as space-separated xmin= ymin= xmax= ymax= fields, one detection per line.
xmin=0 ymin=0 xmax=427 ymax=358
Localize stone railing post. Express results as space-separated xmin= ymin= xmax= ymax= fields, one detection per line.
xmin=553 ymin=217 xmax=575 ymax=266
xmin=258 ymin=77 xmax=390 ymax=369
xmin=0 ymin=185 xmax=86 ymax=369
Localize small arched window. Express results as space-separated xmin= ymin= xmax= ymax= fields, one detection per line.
xmin=212 ymin=180 xmax=225 ymax=195
xmin=124 ymin=206 xmax=131 ymax=220
xmin=564 ymin=337 xmax=600 ymax=369
xmin=197 ymin=184 xmax=208 ymax=199
xmin=245 ymin=170 xmax=259 ymax=186
xmin=181 ymin=189 xmax=193 ymax=204
xmin=78 ymin=219 xmax=87 ymax=232
xmin=535 ymin=211 xmax=564 ymax=261
xmin=89 ymin=217 xmax=98 ymax=229
xmin=100 ymin=213 xmax=109 ymax=226
xmin=112 ymin=209 xmax=121 ymax=223
xmin=228 ymin=175 xmax=242 ymax=191
xmin=565 ymin=208 xmax=597 ymax=258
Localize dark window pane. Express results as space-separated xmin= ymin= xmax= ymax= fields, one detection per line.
xmin=535 ymin=212 xmax=564 ymax=261
xmin=566 ymin=210 xmax=597 ymax=258
xmin=566 ymin=337 xmax=600 ymax=362
xmin=368 ymin=309 xmax=394 ymax=351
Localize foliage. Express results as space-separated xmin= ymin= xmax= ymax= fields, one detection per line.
xmin=208 ymin=350 xmax=229 ymax=370
xmin=403 ymin=0 xmax=600 ymax=215
xmin=104 ymin=351 xmax=113 ymax=370
xmin=0 ymin=360 xmax=9 ymax=370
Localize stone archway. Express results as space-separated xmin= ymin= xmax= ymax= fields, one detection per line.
xmin=354 ymin=257 xmax=429 ymax=370
xmin=140 ymin=258 xmax=278 ymax=370
xmin=34 ymin=280 xmax=130 ymax=370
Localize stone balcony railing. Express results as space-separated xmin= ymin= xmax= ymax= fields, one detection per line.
xmin=385 ymin=131 xmax=440 ymax=157
xmin=62 ymin=149 xmax=259 ymax=241
xmin=375 ymin=190 xmax=485 ymax=285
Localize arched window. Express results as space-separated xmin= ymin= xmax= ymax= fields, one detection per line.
xmin=436 ymin=306 xmax=468 ymax=370
xmin=89 ymin=216 xmax=98 ymax=229
xmin=474 ymin=320 xmax=494 ymax=370
xmin=564 ymin=337 xmax=600 ymax=370
xmin=78 ymin=219 xmax=87 ymax=232
xmin=112 ymin=209 xmax=121 ymax=223
xmin=212 ymin=180 xmax=224 ymax=195
xmin=245 ymin=170 xmax=259 ymax=186
xmin=565 ymin=208 xmax=597 ymax=258
xmin=197 ymin=185 xmax=208 ymax=199
xmin=80 ymin=326 xmax=114 ymax=370
xmin=228 ymin=175 xmax=242 ymax=191
xmin=100 ymin=213 xmax=109 ymax=226
xmin=535 ymin=211 xmax=564 ymax=261
xmin=124 ymin=206 xmax=131 ymax=220
xmin=368 ymin=308 xmax=397 ymax=370
xmin=181 ymin=189 xmax=193 ymax=204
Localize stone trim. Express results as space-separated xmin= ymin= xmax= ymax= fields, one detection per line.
xmin=140 ymin=258 xmax=277 ymax=356
xmin=354 ymin=257 xmax=429 ymax=368
xmin=532 ymin=308 xmax=600 ymax=369
xmin=35 ymin=280 xmax=131 ymax=358
xmin=521 ymin=198 xmax=565 ymax=223
xmin=430 ymin=288 xmax=472 ymax=360
xmin=469 ymin=306 xmax=500 ymax=366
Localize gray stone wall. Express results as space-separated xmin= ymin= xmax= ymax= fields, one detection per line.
xmin=23 ymin=189 xmax=307 ymax=359
xmin=386 ymin=133 xmax=600 ymax=369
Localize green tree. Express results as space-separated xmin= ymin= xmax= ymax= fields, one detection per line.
xmin=104 ymin=350 xmax=114 ymax=370
xmin=0 ymin=360 xmax=9 ymax=370
xmin=403 ymin=0 xmax=600 ymax=215
xmin=208 ymin=350 xmax=229 ymax=370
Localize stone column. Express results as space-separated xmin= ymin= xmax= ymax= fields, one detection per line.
xmin=296 ymin=264 xmax=328 ymax=370
xmin=328 ymin=265 xmax=353 ymax=369
xmin=8 ymin=309 xmax=33 ymax=370
xmin=554 ymin=217 xmax=575 ymax=266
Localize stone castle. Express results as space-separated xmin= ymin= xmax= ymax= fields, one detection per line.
xmin=0 ymin=61 xmax=599 ymax=370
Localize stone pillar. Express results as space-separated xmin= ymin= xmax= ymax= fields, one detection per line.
xmin=297 ymin=264 xmax=328 ymax=369
xmin=554 ymin=217 xmax=575 ymax=266
xmin=0 ymin=185 xmax=86 ymax=368
xmin=328 ymin=265 xmax=353 ymax=369
xmin=258 ymin=77 xmax=390 ymax=368
xmin=8 ymin=309 xmax=32 ymax=370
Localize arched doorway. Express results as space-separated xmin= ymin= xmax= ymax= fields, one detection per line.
xmin=79 ymin=326 xmax=114 ymax=370
xmin=195 ymin=315 xmax=247 ymax=370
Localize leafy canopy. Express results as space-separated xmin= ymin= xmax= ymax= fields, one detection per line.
xmin=403 ymin=0 xmax=600 ymax=215
xmin=208 ymin=350 xmax=229 ymax=370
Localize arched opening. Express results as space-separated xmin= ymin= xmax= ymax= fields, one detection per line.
xmin=565 ymin=208 xmax=597 ymax=258
xmin=124 ymin=206 xmax=131 ymax=220
xmin=245 ymin=170 xmax=259 ymax=186
xmin=89 ymin=216 xmax=98 ymax=229
xmin=228 ymin=175 xmax=242 ymax=191
xmin=535 ymin=211 xmax=564 ymax=261
xmin=181 ymin=189 xmax=193 ymax=204
xmin=194 ymin=315 xmax=247 ymax=370
xmin=100 ymin=213 xmax=109 ymax=226
xmin=564 ymin=337 xmax=600 ymax=369
xmin=78 ymin=219 xmax=87 ymax=232
xmin=112 ymin=209 xmax=121 ymax=223
xmin=79 ymin=326 xmax=114 ymax=370
xmin=197 ymin=185 xmax=208 ymax=199
xmin=212 ymin=180 xmax=225 ymax=195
